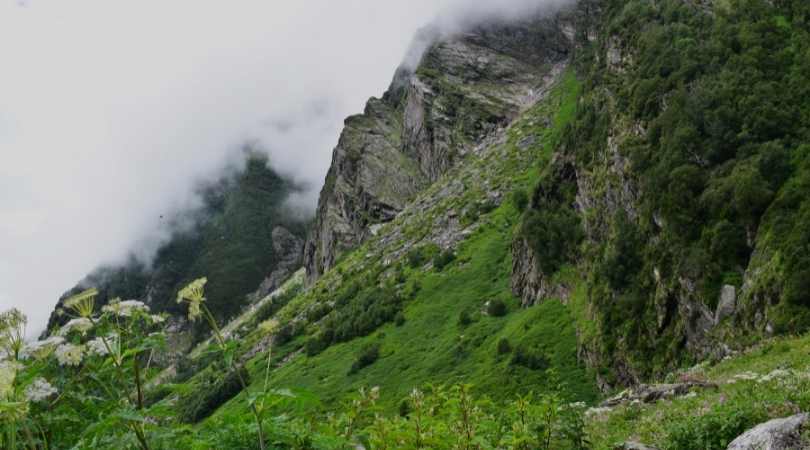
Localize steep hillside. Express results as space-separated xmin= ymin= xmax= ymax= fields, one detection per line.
xmin=514 ymin=0 xmax=810 ymax=386
xmin=7 ymin=1 xmax=810 ymax=449
xmin=303 ymin=9 xmax=578 ymax=281
xmin=45 ymin=153 xmax=309 ymax=342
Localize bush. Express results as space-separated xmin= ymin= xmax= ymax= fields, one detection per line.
xmin=511 ymin=188 xmax=529 ymax=212
xmin=407 ymin=248 xmax=427 ymax=268
xmin=273 ymin=323 xmax=296 ymax=346
xmin=177 ymin=366 xmax=249 ymax=423
xmin=348 ymin=344 xmax=381 ymax=375
xmin=394 ymin=312 xmax=406 ymax=327
xmin=663 ymin=400 xmax=766 ymax=450
xmin=143 ymin=383 xmax=174 ymax=408
xmin=521 ymin=206 xmax=582 ymax=275
xmin=306 ymin=303 xmax=331 ymax=322
xmin=458 ymin=310 xmax=473 ymax=327
xmin=497 ymin=338 xmax=512 ymax=355
xmin=487 ymin=299 xmax=508 ymax=317
xmin=511 ymin=346 xmax=549 ymax=370
xmin=398 ymin=399 xmax=411 ymax=417
xmin=432 ymin=250 xmax=456 ymax=271
xmin=305 ymin=335 xmax=329 ymax=356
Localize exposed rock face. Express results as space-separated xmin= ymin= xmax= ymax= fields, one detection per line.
xmin=251 ymin=227 xmax=304 ymax=301
xmin=512 ymin=236 xmax=572 ymax=306
xmin=304 ymin=10 xmax=580 ymax=282
xmin=726 ymin=413 xmax=809 ymax=450
xmin=600 ymin=381 xmax=719 ymax=408
xmin=614 ymin=443 xmax=659 ymax=450
xmin=715 ymin=285 xmax=737 ymax=324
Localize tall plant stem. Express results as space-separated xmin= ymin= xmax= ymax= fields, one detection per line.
xmin=201 ymin=304 xmax=266 ymax=450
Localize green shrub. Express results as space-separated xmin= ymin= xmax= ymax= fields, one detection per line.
xmin=143 ymin=384 xmax=174 ymax=408
xmin=305 ymin=335 xmax=329 ymax=356
xmin=458 ymin=309 xmax=473 ymax=327
xmin=177 ymin=366 xmax=250 ymax=424
xmin=432 ymin=249 xmax=456 ymax=271
xmin=512 ymin=188 xmax=529 ymax=212
xmin=487 ymin=299 xmax=508 ymax=317
xmin=306 ymin=303 xmax=331 ymax=322
xmin=497 ymin=338 xmax=512 ymax=355
xmin=662 ymin=400 xmax=766 ymax=450
xmin=407 ymin=248 xmax=427 ymax=268
xmin=511 ymin=346 xmax=549 ymax=370
xmin=348 ymin=343 xmax=381 ymax=375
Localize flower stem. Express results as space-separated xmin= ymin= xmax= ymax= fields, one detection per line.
xmin=200 ymin=304 xmax=266 ymax=450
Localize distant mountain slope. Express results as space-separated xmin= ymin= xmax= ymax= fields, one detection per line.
xmin=45 ymin=153 xmax=309 ymax=340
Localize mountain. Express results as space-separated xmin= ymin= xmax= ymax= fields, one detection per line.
xmin=16 ymin=0 xmax=810 ymax=448
xmin=44 ymin=153 xmax=309 ymax=342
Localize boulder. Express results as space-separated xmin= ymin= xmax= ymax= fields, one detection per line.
xmin=726 ymin=413 xmax=809 ymax=450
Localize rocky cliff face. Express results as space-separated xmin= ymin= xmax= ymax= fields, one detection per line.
xmin=305 ymin=8 xmax=580 ymax=282
xmin=512 ymin=0 xmax=810 ymax=386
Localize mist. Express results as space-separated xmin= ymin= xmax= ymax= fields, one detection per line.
xmin=0 ymin=0 xmax=576 ymax=337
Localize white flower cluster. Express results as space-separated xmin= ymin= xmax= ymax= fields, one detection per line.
xmin=20 ymin=336 xmax=65 ymax=360
xmin=102 ymin=299 xmax=149 ymax=317
xmin=0 ymin=361 xmax=21 ymax=398
xmin=86 ymin=334 xmax=118 ymax=357
xmin=58 ymin=317 xmax=94 ymax=336
xmin=55 ymin=343 xmax=84 ymax=367
xmin=24 ymin=378 xmax=57 ymax=402
xmin=149 ymin=314 xmax=165 ymax=324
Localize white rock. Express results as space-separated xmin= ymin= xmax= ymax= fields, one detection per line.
xmin=726 ymin=413 xmax=809 ymax=450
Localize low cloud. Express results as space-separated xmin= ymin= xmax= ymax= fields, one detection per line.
xmin=0 ymin=0 xmax=577 ymax=336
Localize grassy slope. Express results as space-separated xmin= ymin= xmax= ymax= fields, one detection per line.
xmin=202 ymin=71 xmax=598 ymax=424
xmin=587 ymin=333 xmax=810 ymax=449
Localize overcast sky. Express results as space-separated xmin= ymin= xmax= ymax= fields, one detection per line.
xmin=0 ymin=0 xmax=570 ymax=337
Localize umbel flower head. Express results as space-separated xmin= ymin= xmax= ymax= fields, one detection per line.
xmin=58 ymin=317 xmax=94 ymax=336
xmin=0 ymin=308 xmax=27 ymax=358
xmin=20 ymin=336 xmax=65 ymax=360
xmin=24 ymin=378 xmax=57 ymax=402
xmin=0 ymin=361 xmax=21 ymax=399
xmin=177 ymin=277 xmax=207 ymax=321
xmin=86 ymin=334 xmax=118 ymax=357
xmin=55 ymin=343 xmax=84 ymax=367
xmin=63 ymin=288 xmax=98 ymax=318
xmin=102 ymin=298 xmax=149 ymax=317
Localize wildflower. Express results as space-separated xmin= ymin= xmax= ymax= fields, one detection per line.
xmin=58 ymin=317 xmax=94 ymax=336
xmin=259 ymin=319 xmax=278 ymax=334
xmin=24 ymin=378 xmax=57 ymax=402
xmin=149 ymin=314 xmax=166 ymax=324
xmin=176 ymin=277 xmax=207 ymax=321
xmin=0 ymin=361 xmax=21 ymax=399
xmin=55 ymin=343 xmax=84 ymax=367
xmin=63 ymin=288 xmax=97 ymax=318
xmin=0 ymin=400 xmax=29 ymax=421
xmin=102 ymin=299 xmax=149 ymax=317
xmin=20 ymin=336 xmax=65 ymax=360
xmin=86 ymin=334 xmax=116 ymax=357
xmin=0 ymin=308 xmax=27 ymax=357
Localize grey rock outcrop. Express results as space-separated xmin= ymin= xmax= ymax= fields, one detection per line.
xmin=600 ymin=381 xmax=719 ymax=407
xmin=726 ymin=413 xmax=809 ymax=450
xmin=715 ymin=285 xmax=737 ymax=324
xmin=614 ymin=443 xmax=659 ymax=450
xmin=305 ymin=9 xmax=580 ymax=282
xmin=251 ymin=227 xmax=304 ymax=301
